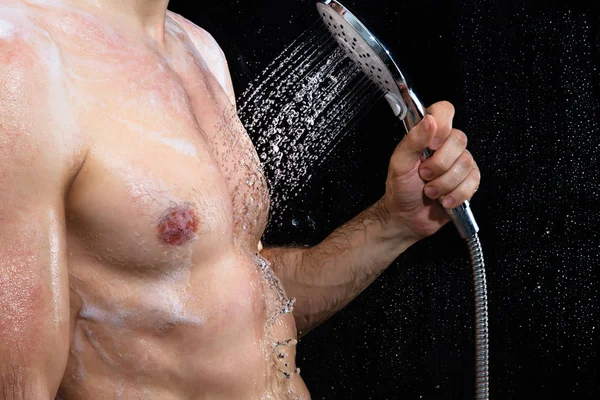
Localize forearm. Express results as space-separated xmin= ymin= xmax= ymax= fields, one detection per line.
xmin=0 ymin=299 xmax=68 ymax=400
xmin=0 ymin=214 xmax=70 ymax=399
xmin=262 ymin=197 xmax=417 ymax=335
xmin=0 ymin=300 xmax=68 ymax=400
xmin=0 ymin=367 xmax=55 ymax=400
xmin=0 ymin=292 xmax=69 ymax=400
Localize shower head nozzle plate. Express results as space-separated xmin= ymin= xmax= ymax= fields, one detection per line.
xmin=316 ymin=0 xmax=426 ymax=123
xmin=317 ymin=1 xmax=405 ymax=98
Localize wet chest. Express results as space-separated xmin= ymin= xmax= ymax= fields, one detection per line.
xmin=66 ymin=57 xmax=268 ymax=268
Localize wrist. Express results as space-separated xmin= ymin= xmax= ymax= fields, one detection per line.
xmin=372 ymin=197 xmax=419 ymax=250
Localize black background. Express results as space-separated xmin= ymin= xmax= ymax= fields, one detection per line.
xmin=169 ymin=1 xmax=599 ymax=399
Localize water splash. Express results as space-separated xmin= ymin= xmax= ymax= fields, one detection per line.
xmin=273 ymin=338 xmax=300 ymax=380
xmin=254 ymin=253 xmax=296 ymax=324
xmin=238 ymin=25 xmax=382 ymax=228
xmin=240 ymin=22 xmax=384 ymax=393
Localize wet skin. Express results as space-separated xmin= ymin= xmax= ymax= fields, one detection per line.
xmin=0 ymin=1 xmax=309 ymax=399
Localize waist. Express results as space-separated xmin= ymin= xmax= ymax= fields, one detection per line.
xmin=60 ymin=317 xmax=269 ymax=398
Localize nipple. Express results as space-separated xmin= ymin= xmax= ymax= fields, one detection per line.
xmin=157 ymin=203 xmax=199 ymax=246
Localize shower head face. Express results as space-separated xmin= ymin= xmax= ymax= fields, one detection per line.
xmin=316 ymin=0 xmax=406 ymax=101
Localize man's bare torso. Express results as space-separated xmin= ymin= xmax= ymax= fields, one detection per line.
xmin=1 ymin=1 xmax=309 ymax=398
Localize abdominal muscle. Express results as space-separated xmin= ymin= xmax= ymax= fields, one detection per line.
xmin=59 ymin=247 xmax=309 ymax=400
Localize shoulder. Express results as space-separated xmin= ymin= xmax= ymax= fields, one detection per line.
xmin=0 ymin=7 xmax=84 ymax=183
xmin=0 ymin=5 xmax=59 ymax=75
xmin=0 ymin=5 xmax=63 ymax=112
xmin=166 ymin=11 xmax=224 ymax=56
xmin=166 ymin=11 xmax=235 ymax=102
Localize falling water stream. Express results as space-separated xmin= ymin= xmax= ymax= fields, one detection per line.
xmin=238 ymin=22 xmax=383 ymax=229
xmin=237 ymin=21 xmax=384 ymax=397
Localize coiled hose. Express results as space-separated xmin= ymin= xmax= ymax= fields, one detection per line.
xmin=466 ymin=234 xmax=489 ymax=400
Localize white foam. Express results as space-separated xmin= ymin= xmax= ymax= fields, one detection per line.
xmin=42 ymin=38 xmax=63 ymax=72
xmin=195 ymin=40 xmax=228 ymax=91
xmin=166 ymin=13 xmax=229 ymax=93
xmin=150 ymin=131 xmax=198 ymax=159
xmin=155 ymin=293 xmax=206 ymax=326
xmin=77 ymin=275 xmax=205 ymax=330
xmin=79 ymin=300 xmax=127 ymax=327
xmin=48 ymin=210 xmax=62 ymax=328
xmin=144 ymin=271 xmax=207 ymax=327
xmin=70 ymin=327 xmax=87 ymax=381
xmin=0 ymin=19 xmax=15 ymax=38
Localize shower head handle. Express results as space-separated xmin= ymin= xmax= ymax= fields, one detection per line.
xmin=384 ymin=90 xmax=427 ymax=135
xmin=385 ymin=91 xmax=479 ymax=239
xmin=317 ymin=0 xmax=479 ymax=239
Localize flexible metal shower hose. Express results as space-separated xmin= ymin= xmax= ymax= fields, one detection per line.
xmin=466 ymin=234 xmax=489 ymax=400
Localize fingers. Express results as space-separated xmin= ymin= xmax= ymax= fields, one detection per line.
xmin=425 ymin=161 xmax=481 ymax=208
xmin=420 ymin=102 xmax=479 ymax=209
xmin=390 ymin=114 xmax=437 ymax=175
xmin=426 ymin=101 xmax=455 ymax=151
xmin=419 ymin=128 xmax=468 ymax=180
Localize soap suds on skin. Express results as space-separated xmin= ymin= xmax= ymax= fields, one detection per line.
xmin=166 ymin=11 xmax=230 ymax=93
xmin=48 ymin=210 xmax=62 ymax=329
xmin=149 ymin=132 xmax=199 ymax=159
xmin=0 ymin=19 xmax=15 ymax=38
xmin=76 ymin=267 xmax=206 ymax=332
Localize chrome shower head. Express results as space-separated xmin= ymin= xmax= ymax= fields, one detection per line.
xmin=316 ymin=0 xmax=479 ymax=240
xmin=316 ymin=7 xmax=487 ymax=399
xmin=316 ymin=0 xmax=426 ymax=134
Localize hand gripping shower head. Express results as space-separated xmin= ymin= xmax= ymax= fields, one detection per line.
xmin=316 ymin=0 xmax=479 ymax=240
xmin=316 ymin=3 xmax=490 ymax=400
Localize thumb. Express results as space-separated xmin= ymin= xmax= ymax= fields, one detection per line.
xmin=390 ymin=114 xmax=437 ymax=174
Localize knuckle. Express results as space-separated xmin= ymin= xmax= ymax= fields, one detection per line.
xmin=439 ymin=154 xmax=454 ymax=172
xmin=468 ymin=172 xmax=480 ymax=191
xmin=449 ymin=170 xmax=463 ymax=188
xmin=459 ymin=152 xmax=474 ymax=170
xmin=440 ymin=122 xmax=453 ymax=136
xmin=453 ymin=129 xmax=468 ymax=147
xmin=455 ymin=186 xmax=469 ymax=200
xmin=428 ymin=101 xmax=454 ymax=118
xmin=430 ymin=155 xmax=448 ymax=174
xmin=439 ymin=100 xmax=455 ymax=115
xmin=468 ymin=185 xmax=478 ymax=199
xmin=430 ymin=100 xmax=454 ymax=113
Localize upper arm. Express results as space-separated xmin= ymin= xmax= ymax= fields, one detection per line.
xmin=167 ymin=12 xmax=237 ymax=107
xmin=0 ymin=31 xmax=74 ymax=398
